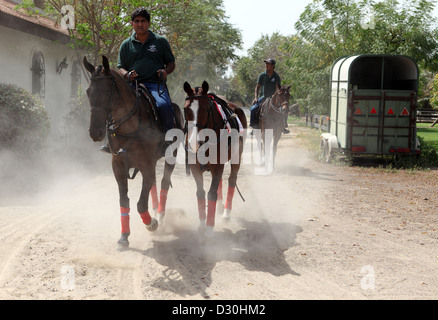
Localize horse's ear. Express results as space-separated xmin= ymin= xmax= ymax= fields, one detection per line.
xmin=102 ymin=55 xmax=110 ymax=73
xmin=287 ymin=85 xmax=292 ymax=91
xmin=83 ymin=56 xmax=95 ymax=74
xmin=183 ymin=82 xmax=192 ymax=95
xmin=202 ymin=81 xmax=209 ymax=94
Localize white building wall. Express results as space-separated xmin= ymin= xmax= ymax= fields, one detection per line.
xmin=0 ymin=24 xmax=88 ymax=137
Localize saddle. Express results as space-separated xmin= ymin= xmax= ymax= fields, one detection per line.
xmin=208 ymin=92 xmax=243 ymax=132
xmin=136 ymin=83 xmax=159 ymax=122
xmin=136 ymin=83 xmax=182 ymax=130
xmin=259 ymin=97 xmax=270 ymax=119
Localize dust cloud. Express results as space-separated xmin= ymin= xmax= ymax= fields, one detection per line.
xmin=126 ymin=131 xmax=322 ymax=265
xmin=1 ymin=76 xmax=323 ymax=280
xmin=0 ymin=94 xmax=107 ymax=207
xmin=0 ymin=88 xmax=328 ymax=299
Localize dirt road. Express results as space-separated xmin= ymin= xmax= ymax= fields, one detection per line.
xmin=0 ymin=127 xmax=437 ymax=300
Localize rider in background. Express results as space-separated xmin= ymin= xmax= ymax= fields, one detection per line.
xmin=249 ymin=58 xmax=290 ymax=134
xmin=117 ymin=7 xmax=176 ymax=133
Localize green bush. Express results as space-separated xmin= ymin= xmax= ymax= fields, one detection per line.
xmin=0 ymin=83 xmax=50 ymax=155
xmin=416 ymin=136 xmax=438 ymax=167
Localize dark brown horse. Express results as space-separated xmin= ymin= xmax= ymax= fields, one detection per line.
xmin=83 ymin=56 xmax=183 ymax=250
xmin=258 ymin=85 xmax=291 ymax=171
xmin=183 ymin=81 xmax=247 ymax=237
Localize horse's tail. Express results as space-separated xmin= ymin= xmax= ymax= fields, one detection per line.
xmin=233 ymin=107 xmax=248 ymax=129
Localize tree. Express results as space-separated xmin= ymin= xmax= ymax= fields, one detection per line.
xmin=285 ymin=0 xmax=438 ymax=113
xmin=428 ymin=73 xmax=438 ymax=107
xmin=17 ymin=0 xmax=187 ymax=64
xmin=282 ymin=35 xmax=331 ymax=115
xmin=157 ymin=0 xmax=242 ymax=102
xmin=17 ymin=0 xmax=242 ymax=101
xmin=231 ymin=33 xmax=289 ymax=105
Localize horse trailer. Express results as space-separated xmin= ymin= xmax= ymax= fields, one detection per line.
xmin=321 ymin=54 xmax=420 ymax=161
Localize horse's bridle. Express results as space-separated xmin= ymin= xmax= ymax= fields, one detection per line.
xmin=89 ymin=71 xmax=151 ymax=162
xmin=268 ymin=89 xmax=290 ymax=114
xmin=89 ymin=72 xmax=142 ymax=138
xmin=89 ymin=73 xmax=118 ymax=121
xmin=184 ymin=95 xmax=226 ymax=131
xmin=183 ymin=94 xmax=236 ymax=157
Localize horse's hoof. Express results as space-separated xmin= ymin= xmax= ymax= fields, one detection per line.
xmin=117 ymin=233 xmax=130 ymax=251
xmin=157 ymin=213 xmax=165 ymax=225
xmin=205 ymin=226 xmax=214 ymax=238
xmin=198 ymin=219 xmax=206 ymax=233
xmin=222 ymin=209 xmax=231 ymax=221
xmin=146 ymin=218 xmax=159 ymax=232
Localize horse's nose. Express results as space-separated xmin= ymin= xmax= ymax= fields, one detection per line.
xmin=89 ymin=128 xmax=105 ymax=142
xmin=89 ymin=108 xmax=106 ymax=141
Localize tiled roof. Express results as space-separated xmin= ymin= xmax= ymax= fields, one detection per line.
xmin=0 ymin=0 xmax=71 ymax=42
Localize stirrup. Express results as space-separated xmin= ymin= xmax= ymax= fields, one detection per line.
xmin=100 ymin=144 xmax=111 ymax=153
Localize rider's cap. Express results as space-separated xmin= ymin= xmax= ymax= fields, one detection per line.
xmin=264 ymin=58 xmax=276 ymax=65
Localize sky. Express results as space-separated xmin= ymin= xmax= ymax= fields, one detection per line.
xmin=222 ymin=0 xmax=310 ymax=54
xmin=222 ymin=0 xmax=438 ymax=56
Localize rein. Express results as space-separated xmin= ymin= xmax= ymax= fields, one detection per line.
xmin=183 ymin=94 xmax=242 ymax=154
xmin=107 ymin=88 xmax=141 ymax=139
xmin=89 ymin=73 xmax=147 ymax=156
xmin=184 ymin=95 xmax=229 ymax=131
xmin=184 ymin=94 xmax=246 ymax=202
xmin=183 ymin=94 xmax=228 ymax=171
xmin=267 ymin=91 xmax=289 ymax=114
xmin=157 ymin=71 xmax=166 ymax=97
xmin=89 ymin=74 xmax=117 ymax=121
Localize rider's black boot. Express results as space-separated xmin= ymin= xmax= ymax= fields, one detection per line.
xmin=100 ymin=143 xmax=111 ymax=153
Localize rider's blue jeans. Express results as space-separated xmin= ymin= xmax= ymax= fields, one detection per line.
xmin=142 ymin=82 xmax=175 ymax=132
xmin=250 ymin=97 xmax=265 ymax=127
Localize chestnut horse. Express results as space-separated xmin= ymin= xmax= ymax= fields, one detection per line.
xmin=258 ymin=85 xmax=291 ymax=170
xmin=183 ymin=81 xmax=247 ymax=237
xmin=83 ymin=56 xmax=183 ymax=250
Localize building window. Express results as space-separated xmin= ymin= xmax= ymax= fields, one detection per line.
xmin=70 ymin=60 xmax=81 ymax=97
xmin=31 ymin=51 xmax=45 ymax=97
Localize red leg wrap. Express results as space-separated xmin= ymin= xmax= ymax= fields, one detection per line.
xmin=139 ymin=211 xmax=151 ymax=225
xmin=120 ymin=207 xmax=130 ymax=234
xmin=225 ymin=187 xmax=235 ymax=211
xmin=158 ymin=189 xmax=168 ymax=214
xmin=207 ymin=200 xmax=216 ymax=227
xmin=150 ymin=184 xmax=159 ymax=211
xmin=197 ymin=198 xmax=206 ymax=221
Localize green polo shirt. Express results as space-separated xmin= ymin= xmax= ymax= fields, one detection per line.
xmin=117 ymin=31 xmax=175 ymax=83
xmin=257 ymin=71 xmax=281 ymax=99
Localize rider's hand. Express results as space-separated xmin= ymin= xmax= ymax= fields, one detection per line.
xmin=130 ymin=70 xmax=139 ymax=81
xmin=157 ymin=69 xmax=167 ymax=80
xmin=126 ymin=70 xmax=138 ymax=82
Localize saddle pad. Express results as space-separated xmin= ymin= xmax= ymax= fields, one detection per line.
xmin=209 ymin=96 xmax=244 ymax=133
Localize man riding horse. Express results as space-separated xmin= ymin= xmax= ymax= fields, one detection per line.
xmin=101 ymin=7 xmax=176 ymax=154
xmin=249 ymin=58 xmax=290 ymax=134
